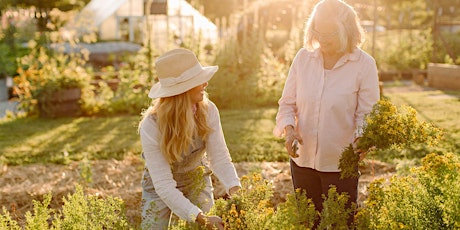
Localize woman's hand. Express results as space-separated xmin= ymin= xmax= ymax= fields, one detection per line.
xmin=228 ymin=186 xmax=240 ymax=197
xmin=284 ymin=125 xmax=302 ymax=158
xmin=196 ymin=212 xmax=224 ymax=230
xmin=353 ymin=137 xmax=375 ymax=161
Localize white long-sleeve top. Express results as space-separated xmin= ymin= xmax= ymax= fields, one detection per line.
xmin=274 ymin=48 xmax=380 ymax=172
xmin=139 ymin=100 xmax=241 ymax=222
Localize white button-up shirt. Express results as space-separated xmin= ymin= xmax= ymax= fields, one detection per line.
xmin=274 ymin=48 xmax=380 ymax=172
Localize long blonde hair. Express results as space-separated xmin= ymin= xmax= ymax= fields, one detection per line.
xmin=140 ymin=92 xmax=211 ymax=164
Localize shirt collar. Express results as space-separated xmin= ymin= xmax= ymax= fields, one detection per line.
xmin=312 ymin=48 xmax=361 ymax=62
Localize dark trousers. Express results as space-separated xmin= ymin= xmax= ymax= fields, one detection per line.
xmin=290 ymin=160 xmax=358 ymax=226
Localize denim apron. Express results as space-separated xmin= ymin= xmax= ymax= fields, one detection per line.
xmin=140 ymin=137 xmax=214 ymax=230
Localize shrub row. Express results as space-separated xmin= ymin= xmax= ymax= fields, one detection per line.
xmin=1 ymin=152 xmax=458 ymax=229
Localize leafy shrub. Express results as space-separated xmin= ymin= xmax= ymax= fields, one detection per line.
xmin=187 ymin=173 xmax=351 ymax=229
xmin=210 ymin=173 xmax=274 ymax=229
xmin=0 ymin=20 xmax=32 ymax=79
xmin=3 ymin=155 xmax=458 ymax=229
xmin=0 ymin=207 xmax=21 ymax=230
xmin=356 ymin=152 xmax=460 ymax=229
xmin=14 ymin=39 xmax=94 ymax=117
xmin=101 ymin=47 xmax=154 ymax=115
xmin=208 ymin=12 xmax=290 ymax=109
xmin=0 ymin=185 xmax=130 ymax=229
xmin=317 ymin=186 xmax=354 ymax=230
xmin=269 ymin=188 xmax=317 ymax=229
xmin=53 ymin=185 xmax=129 ymax=229
xmin=372 ymin=29 xmax=433 ymax=71
xmin=339 ymin=98 xmax=444 ymax=178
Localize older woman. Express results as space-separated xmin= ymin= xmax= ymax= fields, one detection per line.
xmin=139 ymin=48 xmax=240 ymax=229
xmin=274 ymin=0 xmax=380 ymax=226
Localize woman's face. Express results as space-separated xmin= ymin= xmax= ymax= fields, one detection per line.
xmin=313 ymin=18 xmax=341 ymax=55
xmin=188 ymin=82 xmax=208 ymax=104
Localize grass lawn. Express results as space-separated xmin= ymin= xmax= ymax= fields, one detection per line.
xmin=1 ymin=85 xmax=459 ymax=166
xmin=384 ymin=88 xmax=460 ymax=151
xmin=0 ymin=116 xmax=142 ymax=165
xmin=0 ymin=108 xmax=287 ymax=165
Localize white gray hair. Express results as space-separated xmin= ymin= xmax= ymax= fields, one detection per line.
xmin=304 ymin=0 xmax=364 ymax=53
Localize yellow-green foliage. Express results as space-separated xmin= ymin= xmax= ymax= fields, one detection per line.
xmin=356 ymin=152 xmax=460 ymax=229
xmin=269 ymin=188 xmax=317 ymax=229
xmin=15 ymin=40 xmax=93 ymax=117
xmin=0 ymin=207 xmax=21 ymax=230
xmin=53 ymin=185 xmax=129 ymax=229
xmin=339 ymin=98 xmax=444 ymax=178
xmin=205 ymin=173 xmax=352 ymax=230
xmin=25 ymin=193 xmax=53 ymax=230
xmin=317 ymin=186 xmax=354 ymax=230
xmin=3 ymin=156 xmax=457 ymax=229
xmin=210 ymin=173 xmax=274 ymax=229
xmin=0 ymin=185 xmax=130 ymax=230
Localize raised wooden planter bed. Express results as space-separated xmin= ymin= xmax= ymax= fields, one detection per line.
xmin=38 ymin=88 xmax=81 ymax=118
xmin=378 ymin=70 xmax=412 ymax=81
xmin=427 ymin=63 xmax=460 ymax=90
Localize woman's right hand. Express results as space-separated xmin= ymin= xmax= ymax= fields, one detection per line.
xmin=196 ymin=212 xmax=224 ymax=230
xmin=284 ymin=125 xmax=302 ymax=158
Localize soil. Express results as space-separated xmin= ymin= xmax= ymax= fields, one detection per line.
xmin=0 ymin=156 xmax=395 ymax=226
xmin=1 ymin=82 xmax=430 ymax=226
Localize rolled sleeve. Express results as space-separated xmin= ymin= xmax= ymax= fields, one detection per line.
xmin=205 ymin=101 xmax=241 ymax=193
xmin=274 ymin=51 xmax=300 ymax=137
xmin=355 ymin=57 xmax=380 ymax=138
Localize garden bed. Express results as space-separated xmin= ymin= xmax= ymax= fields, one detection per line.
xmin=0 ymin=156 xmax=394 ymax=227
xmin=427 ymin=63 xmax=460 ymax=90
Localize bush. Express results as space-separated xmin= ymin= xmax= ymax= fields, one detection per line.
xmin=356 ymin=152 xmax=460 ymax=229
xmin=2 ymin=154 xmax=458 ymax=229
xmin=339 ymin=98 xmax=444 ymax=178
xmin=0 ymin=185 xmax=130 ymax=229
xmin=208 ymin=11 xmax=291 ymax=109
xmin=14 ymin=40 xmax=93 ymax=117
xmin=0 ymin=22 xmax=30 ymax=79
xmin=371 ymin=29 xmax=433 ymax=71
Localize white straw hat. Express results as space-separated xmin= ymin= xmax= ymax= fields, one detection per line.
xmin=148 ymin=48 xmax=218 ymax=98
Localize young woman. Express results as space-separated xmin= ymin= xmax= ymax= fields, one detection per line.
xmin=139 ymin=48 xmax=240 ymax=229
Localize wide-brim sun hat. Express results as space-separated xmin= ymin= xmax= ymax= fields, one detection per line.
xmin=148 ymin=48 xmax=218 ymax=99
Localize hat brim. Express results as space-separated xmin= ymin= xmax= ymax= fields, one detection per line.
xmin=148 ymin=66 xmax=218 ymax=99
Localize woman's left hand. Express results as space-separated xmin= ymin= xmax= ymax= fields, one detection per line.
xmin=228 ymin=186 xmax=240 ymax=196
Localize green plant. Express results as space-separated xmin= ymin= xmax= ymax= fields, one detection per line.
xmin=53 ymin=185 xmax=129 ymax=229
xmin=13 ymin=8 xmax=96 ymax=117
xmin=14 ymin=40 xmax=92 ymax=117
xmin=210 ymin=173 xmax=274 ymax=229
xmin=208 ymin=13 xmax=271 ymax=109
xmin=100 ymin=47 xmax=155 ymax=115
xmin=317 ymin=186 xmax=354 ymax=230
xmin=0 ymin=185 xmax=130 ymax=229
xmin=78 ymin=153 xmax=93 ymax=187
xmin=356 ymin=152 xmax=460 ymax=229
xmin=24 ymin=192 xmax=54 ymax=230
xmin=339 ymin=98 xmax=444 ymax=178
xmin=269 ymin=188 xmax=317 ymax=229
xmin=0 ymin=23 xmax=30 ymax=79
xmin=171 ymin=172 xmax=355 ymax=230
xmin=0 ymin=207 xmax=21 ymax=230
